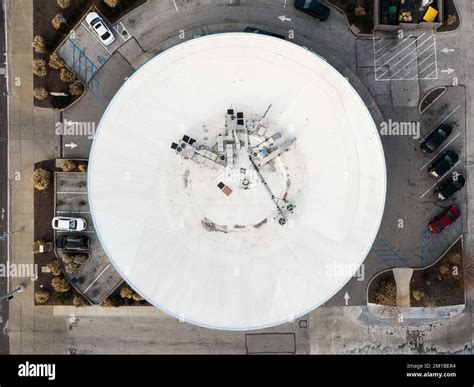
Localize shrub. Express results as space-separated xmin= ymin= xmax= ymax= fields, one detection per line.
xmin=56 ymin=290 xmax=72 ymax=303
xmin=65 ymin=262 xmax=79 ymax=274
xmin=69 ymin=80 xmax=84 ymax=96
xmin=59 ymin=68 xmax=76 ymax=83
xmin=33 ymin=87 xmax=49 ymax=101
xmin=104 ymin=0 xmax=119 ymax=7
xmin=73 ymin=295 xmax=86 ymax=307
xmin=52 ymin=13 xmax=63 ymax=30
xmin=73 ymin=254 xmax=88 ymax=265
xmin=31 ymin=168 xmax=51 ymax=191
xmin=35 ymin=290 xmax=50 ymax=304
xmin=374 ymin=281 xmax=397 ymax=307
xmin=33 ymin=59 xmax=47 ymax=78
xmin=47 ymin=260 xmax=62 ymax=276
xmin=32 ymin=35 xmax=46 ymax=53
xmin=119 ymin=285 xmax=133 ymax=299
xmin=110 ymin=294 xmax=124 ymax=307
xmin=447 ymin=14 xmax=457 ymax=25
xmin=78 ymin=164 xmax=88 ymax=173
xmin=57 ymin=0 xmax=71 ymax=9
xmin=132 ymin=292 xmax=144 ymax=302
xmin=48 ymin=52 xmax=64 ymax=69
xmin=62 ymin=160 xmax=76 ymax=172
xmin=51 ymin=276 xmax=71 ymax=293
xmin=100 ymin=298 xmax=113 ymax=307
xmin=62 ymin=253 xmax=73 ymax=264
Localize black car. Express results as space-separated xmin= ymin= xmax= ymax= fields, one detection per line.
xmin=434 ymin=174 xmax=465 ymax=200
xmin=428 ymin=150 xmax=458 ymax=177
xmin=56 ymin=235 xmax=89 ymax=251
xmin=244 ymin=27 xmax=285 ymax=40
xmin=294 ymin=0 xmax=331 ymax=21
xmin=420 ymin=123 xmax=452 ymax=153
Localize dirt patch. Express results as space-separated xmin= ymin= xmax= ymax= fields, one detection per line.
xmin=201 ymin=218 xmax=228 ymax=233
xmin=329 ymin=0 xmax=374 ymax=34
xmin=368 ymin=270 xmax=396 ymax=306
xmin=33 ymin=0 xmax=146 ymax=108
xmin=437 ymin=0 xmax=460 ymax=32
xmin=253 ymin=218 xmax=267 ymax=229
xmin=410 ymin=238 xmax=464 ymax=307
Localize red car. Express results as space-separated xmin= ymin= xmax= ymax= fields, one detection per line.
xmin=428 ymin=206 xmax=461 ymax=233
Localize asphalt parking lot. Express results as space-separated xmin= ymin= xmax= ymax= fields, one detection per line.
xmin=54 ymin=172 xmax=123 ymax=304
xmin=327 ymin=84 xmax=467 ymax=307
xmin=57 ymin=9 xmax=126 ymax=83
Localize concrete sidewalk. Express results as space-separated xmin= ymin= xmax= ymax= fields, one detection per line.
xmin=6 ymin=0 xmax=64 ymax=354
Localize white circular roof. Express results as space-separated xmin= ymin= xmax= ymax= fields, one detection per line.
xmin=88 ymin=33 xmax=386 ymax=330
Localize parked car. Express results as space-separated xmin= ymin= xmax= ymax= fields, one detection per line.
xmin=243 ymin=27 xmax=285 ymax=39
xmin=52 ymin=216 xmax=87 ymax=231
xmin=420 ymin=123 xmax=452 ymax=153
xmin=294 ymin=0 xmax=331 ymax=21
xmin=434 ymin=174 xmax=465 ymax=200
xmin=428 ymin=150 xmax=458 ymax=177
xmin=428 ymin=206 xmax=461 ymax=233
xmin=56 ymin=235 xmax=89 ymax=251
xmin=85 ymin=12 xmax=115 ymax=45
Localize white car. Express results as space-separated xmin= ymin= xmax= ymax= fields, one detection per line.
xmin=52 ymin=217 xmax=87 ymax=232
xmin=85 ymin=12 xmax=115 ymax=46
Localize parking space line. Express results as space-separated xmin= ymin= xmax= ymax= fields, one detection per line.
xmin=419 ymin=60 xmax=436 ymax=75
xmin=373 ymin=37 xmax=384 ymax=46
xmin=374 ymin=39 xmax=395 ymax=56
xmin=172 ymin=0 xmax=179 ymax=13
xmin=440 ymin=104 xmax=461 ymax=124
xmin=80 ymin=22 xmax=112 ymax=56
xmin=419 ymin=133 xmax=461 ymax=170
xmin=84 ymin=264 xmax=111 ymax=293
xmin=377 ymin=37 xmax=433 ymax=79
xmin=387 ymin=42 xmax=435 ymax=80
xmin=377 ymin=33 xmax=425 ymax=67
xmin=417 ymin=51 xmax=435 ymax=67
xmin=424 ymin=69 xmax=437 ymax=79
xmin=419 ymin=105 xmax=461 ymax=143
xmin=375 ymin=34 xmax=412 ymax=58
xmin=420 ymin=164 xmax=461 ymax=199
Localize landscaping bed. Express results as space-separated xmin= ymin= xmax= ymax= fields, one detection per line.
xmin=33 ymin=0 xmax=146 ymax=109
xmin=33 ymin=159 xmax=79 ymax=305
xmin=328 ymin=0 xmax=374 ymax=35
xmin=437 ymin=0 xmax=460 ymax=32
xmin=368 ymin=270 xmax=396 ymax=306
xmin=410 ymin=238 xmax=465 ymax=307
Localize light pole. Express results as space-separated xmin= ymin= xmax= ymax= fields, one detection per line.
xmin=0 ymin=284 xmax=25 ymax=301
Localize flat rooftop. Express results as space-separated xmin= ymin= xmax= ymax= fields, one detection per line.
xmin=88 ymin=33 xmax=386 ymax=330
